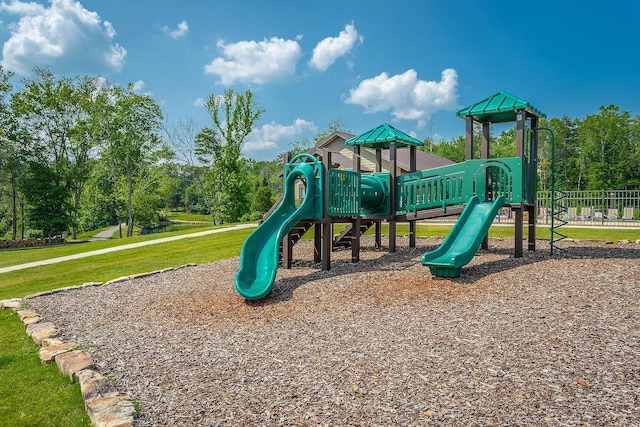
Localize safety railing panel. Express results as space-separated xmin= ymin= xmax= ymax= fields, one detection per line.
xmin=396 ymin=157 xmax=524 ymax=215
xmin=328 ymin=169 xmax=361 ymax=216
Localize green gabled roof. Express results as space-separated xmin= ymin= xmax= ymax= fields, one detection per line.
xmin=456 ymin=91 xmax=546 ymax=123
xmin=344 ymin=123 xmax=424 ymax=149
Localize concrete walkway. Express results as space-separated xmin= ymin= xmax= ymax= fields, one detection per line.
xmin=0 ymin=224 xmax=257 ymax=275
xmin=89 ymin=224 xmax=122 ymax=241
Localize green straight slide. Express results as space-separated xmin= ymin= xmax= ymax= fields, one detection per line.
xmin=235 ymin=162 xmax=319 ymax=300
xmin=421 ymin=195 xmax=505 ymax=277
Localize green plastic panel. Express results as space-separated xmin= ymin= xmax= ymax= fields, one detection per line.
xmin=396 ymin=157 xmax=523 ymax=215
xmin=328 ymin=169 xmax=361 ymax=216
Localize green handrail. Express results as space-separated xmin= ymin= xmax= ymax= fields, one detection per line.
xmin=396 ymin=157 xmax=524 ymax=214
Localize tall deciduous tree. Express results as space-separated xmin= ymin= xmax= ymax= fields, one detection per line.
xmin=0 ymin=66 xmax=20 ymax=239
xmin=196 ymin=89 xmax=264 ymax=223
xmin=578 ymin=105 xmax=632 ymax=190
xmin=10 ymin=68 xmax=84 ymax=236
xmin=93 ymin=83 xmax=164 ymax=236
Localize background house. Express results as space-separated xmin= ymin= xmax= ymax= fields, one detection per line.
xmin=311 ymin=131 xmax=453 ymax=173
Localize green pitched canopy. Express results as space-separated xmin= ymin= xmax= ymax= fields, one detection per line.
xmin=456 ymin=91 xmax=546 ymax=123
xmin=345 ymin=123 xmax=424 ymax=149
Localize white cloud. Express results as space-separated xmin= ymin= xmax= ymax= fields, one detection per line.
xmin=193 ymin=97 xmax=206 ymax=107
xmin=345 ymin=68 xmax=459 ymax=121
xmin=162 ymin=20 xmax=188 ymax=39
xmin=309 ymin=22 xmax=363 ymax=71
xmin=131 ymin=80 xmax=145 ymax=92
xmin=0 ymin=0 xmax=126 ymax=75
xmin=130 ymin=79 xmax=153 ymax=96
xmin=244 ymin=118 xmax=317 ymax=153
xmin=204 ymin=37 xmax=302 ymax=85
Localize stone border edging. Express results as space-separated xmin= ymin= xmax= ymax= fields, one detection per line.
xmin=0 ymin=263 xmax=198 ymax=427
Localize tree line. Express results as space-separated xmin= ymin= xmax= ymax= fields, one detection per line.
xmin=1 ymin=66 xmax=639 ymax=241
xmin=426 ymin=106 xmax=640 ymax=192
xmin=0 ymin=67 xmax=275 ymax=240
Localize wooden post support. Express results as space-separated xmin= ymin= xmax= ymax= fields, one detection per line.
xmin=322 ymin=150 xmax=332 ymax=270
xmin=528 ymin=118 xmax=538 ymax=252
xmin=282 ymin=151 xmax=293 ymax=268
xmin=389 ymin=143 xmax=397 ymax=253
xmin=481 ymin=122 xmax=490 ymax=250
xmin=515 ymin=111 xmax=526 ymax=258
xmin=375 ymin=149 xmax=382 ymax=248
xmin=528 ymin=205 xmax=536 ymax=251
xmin=352 ymin=145 xmax=361 ymax=262
xmin=465 ymin=116 xmax=474 ymax=160
xmin=409 ymin=145 xmax=417 ymax=248
xmin=514 ymin=207 xmax=523 ymax=258
xmin=314 ymin=223 xmax=322 ymax=263
xmin=516 ymin=111 xmax=525 ymax=158
xmin=282 ymin=232 xmax=293 ymax=269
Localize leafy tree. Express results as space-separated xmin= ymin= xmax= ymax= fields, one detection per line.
xmin=20 ymin=162 xmax=71 ymax=237
xmin=10 ymin=68 xmax=85 ymax=236
xmin=0 ymin=66 xmax=21 ymax=239
xmin=163 ymin=117 xmax=217 ymax=219
xmin=578 ymin=105 xmax=632 ymax=190
xmin=92 ymin=83 xmax=164 ymax=236
xmin=196 ymin=89 xmax=265 ymax=223
xmin=431 ymin=136 xmax=466 ymax=163
xmin=313 ymin=118 xmax=350 ymax=146
xmin=250 ymin=176 xmax=273 ymax=217
xmin=78 ymin=158 xmax=119 ymax=232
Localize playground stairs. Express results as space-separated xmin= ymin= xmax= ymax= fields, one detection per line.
xmin=277 ymin=219 xmax=378 ymax=264
xmin=278 ymin=220 xmax=314 ymax=264
xmin=332 ymin=219 xmax=377 ymax=249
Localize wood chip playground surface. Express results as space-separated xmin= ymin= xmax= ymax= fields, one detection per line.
xmin=27 ymin=237 xmax=640 ymax=426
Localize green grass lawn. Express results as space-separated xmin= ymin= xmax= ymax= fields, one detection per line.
xmin=166 ymin=211 xmax=213 ymax=223
xmin=1 ymin=222 xmax=638 ymax=426
xmin=0 ymin=227 xmax=253 ymax=300
xmin=0 ymin=223 xmax=223 ymax=268
xmin=0 ymin=309 xmax=91 ymax=427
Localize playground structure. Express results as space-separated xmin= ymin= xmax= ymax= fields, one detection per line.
xmin=235 ymin=91 xmax=545 ymax=299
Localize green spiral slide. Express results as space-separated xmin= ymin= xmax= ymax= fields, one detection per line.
xmin=421 ymin=195 xmax=505 ymax=277
xmin=235 ymin=162 xmax=320 ymax=300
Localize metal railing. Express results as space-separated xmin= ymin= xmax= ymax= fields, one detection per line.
xmin=423 ymin=189 xmax=640 ymax=227
xmin=537 ymin=189 xmax=640 ymax=227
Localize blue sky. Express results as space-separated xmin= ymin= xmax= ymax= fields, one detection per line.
xmin=0 ymin=0 xmax=638 ymax=161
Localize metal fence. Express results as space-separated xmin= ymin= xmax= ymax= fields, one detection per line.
xmin=425 ymin=190 xmax=640 ymax=227
xmin=536 ymin=190 xmax=640 ymax=227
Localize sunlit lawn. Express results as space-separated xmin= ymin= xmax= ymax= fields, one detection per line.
xmin=0 ymin=223 xmax=225 ymax=268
